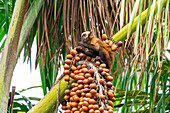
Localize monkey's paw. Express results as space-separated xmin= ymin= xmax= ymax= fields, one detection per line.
xmin=94 ymin=56 xmax=104 ymax=63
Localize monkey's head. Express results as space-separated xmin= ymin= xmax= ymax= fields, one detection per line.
xmin=81 ymin=31 xmax=93 ymax=43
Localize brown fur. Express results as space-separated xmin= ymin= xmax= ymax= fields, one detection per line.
xmin=80 ymin=31 xmax=115 ymax=72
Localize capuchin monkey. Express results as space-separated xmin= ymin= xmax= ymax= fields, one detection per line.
xmin=77 ymin=31 xmax=116 ymax=72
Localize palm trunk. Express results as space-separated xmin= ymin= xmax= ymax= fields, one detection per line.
xmin=0 ymin=0 xmax=27 ymax=112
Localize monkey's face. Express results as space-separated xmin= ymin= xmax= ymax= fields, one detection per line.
xmin=81 ymin=31 xmax=93 ymax=43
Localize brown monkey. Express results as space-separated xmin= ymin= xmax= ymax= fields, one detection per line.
xmin=78 ymin=31 xmax=116 ymax=72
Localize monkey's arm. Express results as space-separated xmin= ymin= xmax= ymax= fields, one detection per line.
xmin=82 ymin=49 xmax=97 ymax=57
xmin=78 ymin=41 xmax=108 ymax=63
xmin=76 ymin=45 xmax=98 ymax=58
xmin=78 ymin=42 xmax=99 ymax=52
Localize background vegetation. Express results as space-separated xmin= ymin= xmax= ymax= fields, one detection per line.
xmin=0 ymin=0 xmax=169 ymax=113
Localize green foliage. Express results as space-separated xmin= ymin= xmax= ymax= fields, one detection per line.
xmin=7 ymin=86 xmax=41 ymax=113
xmin=0 ymin=0 xmax=169 ymax=112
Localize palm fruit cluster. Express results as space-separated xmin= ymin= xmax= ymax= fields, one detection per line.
xmin=102 ymin=34 xmax=122 ymax=51
xmin=61 ymin=36 xmax=118 ymax=113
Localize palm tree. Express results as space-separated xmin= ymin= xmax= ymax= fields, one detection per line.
xmin=0 ymin=0 xmax=169 ymax=112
